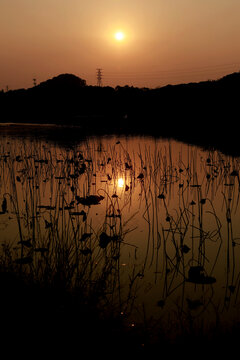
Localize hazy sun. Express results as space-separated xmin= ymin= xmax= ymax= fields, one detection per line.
xmin=115 ymin=31 xmax=125 ymax=41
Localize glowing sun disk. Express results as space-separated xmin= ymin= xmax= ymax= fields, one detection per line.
xmin=115 ymin=31 xmax=125 ymax=41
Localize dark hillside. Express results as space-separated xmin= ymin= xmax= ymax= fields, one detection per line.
xmin=0 ymin=71 xmax=240 ymax=155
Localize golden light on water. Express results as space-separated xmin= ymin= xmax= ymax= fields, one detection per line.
xmin=118 ymin=177 xmax=124 ymax=188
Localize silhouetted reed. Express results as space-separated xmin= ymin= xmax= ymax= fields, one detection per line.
xmin=1 ymin=134 xmax=240 ymax=348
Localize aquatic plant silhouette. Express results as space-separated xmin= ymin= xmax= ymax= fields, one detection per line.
xmin=0 ymin=134 xmax=240 ymax=347
xmin=76 ymin=194 xmax=104 ymax=206
xmin=187 ymin=266 xmax=216 ymax=284
xmin=1 ymin=197 xmax=7 ymax=213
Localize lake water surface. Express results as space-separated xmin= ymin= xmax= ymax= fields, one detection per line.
xmin=1 ymin=125 xmax=240 ymax=340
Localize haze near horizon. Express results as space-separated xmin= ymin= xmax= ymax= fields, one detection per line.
xmin=1 ymin=0 xmax=240 ymax=90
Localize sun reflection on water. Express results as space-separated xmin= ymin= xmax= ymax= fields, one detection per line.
xmin=117 ymin=177 xmax=124 ymax=188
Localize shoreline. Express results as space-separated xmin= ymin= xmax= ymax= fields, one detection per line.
xmin=0 ymin=120 xmax=240 ymax=158
xmin=1 ymin=71 xmax=240 ymax=157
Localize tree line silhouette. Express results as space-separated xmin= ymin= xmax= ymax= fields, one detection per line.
xmin=0 ymin=71 xmax=240 ymax=154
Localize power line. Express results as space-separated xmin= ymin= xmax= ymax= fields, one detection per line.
xmin=101 ymin=62 xmax=240 ymax=87
xmin=90 ymin=61 xmax=240 ymax=88
xmin=105 ymin=61 xmax=240 ymax=76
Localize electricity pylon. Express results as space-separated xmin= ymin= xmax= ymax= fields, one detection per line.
xmin=96 ymin=68 xmax=103 ymax=87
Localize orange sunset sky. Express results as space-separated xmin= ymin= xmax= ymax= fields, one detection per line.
xmin=1 ymin=0 xmax=240 ymax=90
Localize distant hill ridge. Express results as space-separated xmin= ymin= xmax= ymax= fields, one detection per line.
xmin=0 ymin=70 xmax=240 ymax=156
xmin=26 ymin=70 xmax=240 ymax=91
xmin=34 ymin=73 xmax=86 ymax=91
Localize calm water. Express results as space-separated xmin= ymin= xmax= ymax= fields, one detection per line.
xmin=1 ymin=125 xmax=240 ymax=339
